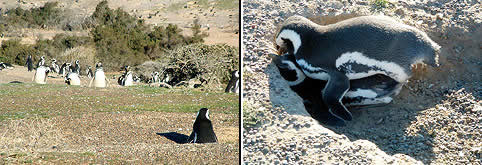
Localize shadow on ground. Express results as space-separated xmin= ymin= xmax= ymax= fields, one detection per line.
xmin=156 ymin=132 xmax=189 ymax=144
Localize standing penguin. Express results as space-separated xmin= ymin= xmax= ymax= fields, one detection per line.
xmin=275 ymin=15 xmax=440 ymax=122
xmin=73 ymin=60 xmax=80 ymax=74
xmin=26 ymin=55 xmax=33 ymax=72
xmin=187 ymin=108 xmax=218 ymax=143
xmin=32 ymin=66 xmax=50 ymax=84
xmin=151 ymin=72 xmax=160 ymax=83
xmin=65 ymin=72 xmax=81 ymax=86
xmin=225 ymin=70 xmax=240 ymax=93
xmin=86 ymin=66 xmax=93 ymax=79
xmin=50 ymin=59 xmax=60 ymax=74
xmin=89 ymin=62 xmax=109 ymax=87
xmin=37 ymin=56 xmax=45 ymax=68
xmin=59 ymin=63 xmax=71 ymax=77
xmin=121 ymin=66 xmax=133 ymax=86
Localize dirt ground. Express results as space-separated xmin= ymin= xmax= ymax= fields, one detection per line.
xmin=0 ymin=66 xmax=239 ymax=164
xmin=242 ymin=0 xmax=480 ymax=163
xmin=0 ymin=0 xmax=239 ymax=47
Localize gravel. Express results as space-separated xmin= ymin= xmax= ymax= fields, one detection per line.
xmin=242 ymin=0 xmax=481 ymax=164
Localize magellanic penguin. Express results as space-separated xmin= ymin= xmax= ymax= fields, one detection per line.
xmin=32 ymin=66 xmax=50 ymax=84
xmin=86 ymin=66 xmax=93 ymax=78
xmin=50 ymin=59 xmax=60 ymax=73
xmin=37 ymin=56 xmax=45 ymax=68
xmin=59 ymin=62 xmax=71 ymax=77
xmin=225 ymin=70 xmax=240 ymax=93
xmin=151 ymin=72 xmax=160 ymax=83
xmin=26 ymin=55 xmax=34 ymax=72
xmin=275 ymin=15 xmax=440 ymax=122
xmin=65 ymin=70 xmax=81 ymax=86
xmin=187 ymin=108 xmax=218 ymax=143
xmin=89 ymin=62 xmax=109 ymax=87
xmin=121 ymin=66 xmax=133 ymax=86
xmin=73 ymin=60 xmax=80 ymax=74
xmin=272 ymin=53 xmax=400 ymax=126
xmin=0 ymin=62 xmax=13 ymax=71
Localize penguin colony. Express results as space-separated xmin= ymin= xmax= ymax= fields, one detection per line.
xmin=274 ymin=15 xmax=440 ymax=126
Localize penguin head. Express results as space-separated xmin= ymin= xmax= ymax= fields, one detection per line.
xmin=234 ymin=70 xmax=239 ymax=78
xmin=196 ymin=108 xmax=211 ymax=121
xmin=96 ymin=62 xmax=103 ymax=68
xmin=270 ymin=53 xmax=306 ymax=86
xmin=276 ymin=15 xmax=317 ymax=56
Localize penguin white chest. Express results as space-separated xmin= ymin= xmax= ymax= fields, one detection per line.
xmin=94 ymin=70 xmax=106 ymax=87
xmin=68 ymin=73 xmax=81 ymax=85
xmin=124 ymin=73 xmax=133 ymax=86
xmin=35 ymin=67 xmax=48 ymax=84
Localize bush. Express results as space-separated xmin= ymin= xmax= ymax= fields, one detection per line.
xmin=156 ymin=43 xmax=239 ymax=85
xmin=88 ymin=1 xmax=209 ymax=70
xmin=0 ymin=40 xmax=37 ymax=65
xmin=132 ymin=61 xmax=168 ymax=82
xmin=1 ymin=2 xmax=64 ymax=30
xmin=34 ymin=34 xmax=93 ymax=64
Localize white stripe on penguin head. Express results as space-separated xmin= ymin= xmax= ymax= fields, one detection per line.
xmin=276 ymin=29 xmax=302 ymax=54
xmin=281 ymin=60 xmax=306 ymax=86
xmin=205 ymin=109 xmax=209 ymax=120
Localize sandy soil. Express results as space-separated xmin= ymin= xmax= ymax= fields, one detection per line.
xmin=242 ymin=0 xmax=480 ymax=164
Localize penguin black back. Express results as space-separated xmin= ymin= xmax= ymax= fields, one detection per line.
xmin=187 ymin=108 xmax=218 ymax=143
xmin=26 ymin=55 xmax=33 ymax=72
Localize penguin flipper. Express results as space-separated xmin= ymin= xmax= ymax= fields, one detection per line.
xmin=322 ymin=71 xmax=352 ymax=121
xmin=303 ymin=99 xmax=346 ymax=126
xmin=187 ymin=131 xmax=195 ymax=143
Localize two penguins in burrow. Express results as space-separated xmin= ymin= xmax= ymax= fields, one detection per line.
xmin=273 ymin=15 xmax=440 ymax=126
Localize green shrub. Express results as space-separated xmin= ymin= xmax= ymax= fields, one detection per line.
xmin=0 ymin=40 xmax=37 ymax=65
xmin=1 ymin=2 xmax=64 ymax=30
xmin=88 ymin=1 xmax=208 ymax=71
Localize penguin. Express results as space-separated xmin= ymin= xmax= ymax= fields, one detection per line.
xmin=32 ymin=66 xmax=50 ymax=84
xmin=225 ymin=70 xmax=240 ymax=93
xmin=89 ymin=62 xmax=109 ymax=87
xmin=26 ymin=55 xmax=34 ymax=72
xmin=151 ymin=72 xmax=160 ymax=83
xmin=275 ymin=15 xmax=440 ymax=122
xmin=0 ymin=62 xmax=12 ymax=71
xmin=187 ymin=108 xmax=218 ymax=143
xmin=86 ymin=66 xmax=93 ymax=79
xmin=37 ymin=56 xmax=45 ymax=68
xmin=121 ymin=66 xmax=134 ymax=86
xmin=59 ymin=63 xmax=71 ymax=77
xmin=72 ymin=60 xmax=80 ymax=74
xmin=50 ymin=59 xmax=60 ymax=74
xmin=65 ymin=72 xmax=81 ymax=86
xmin=133 ymin=76 xmax=141 ymax=83
xmin=272 ymin=53 xmax=401 ymax=126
